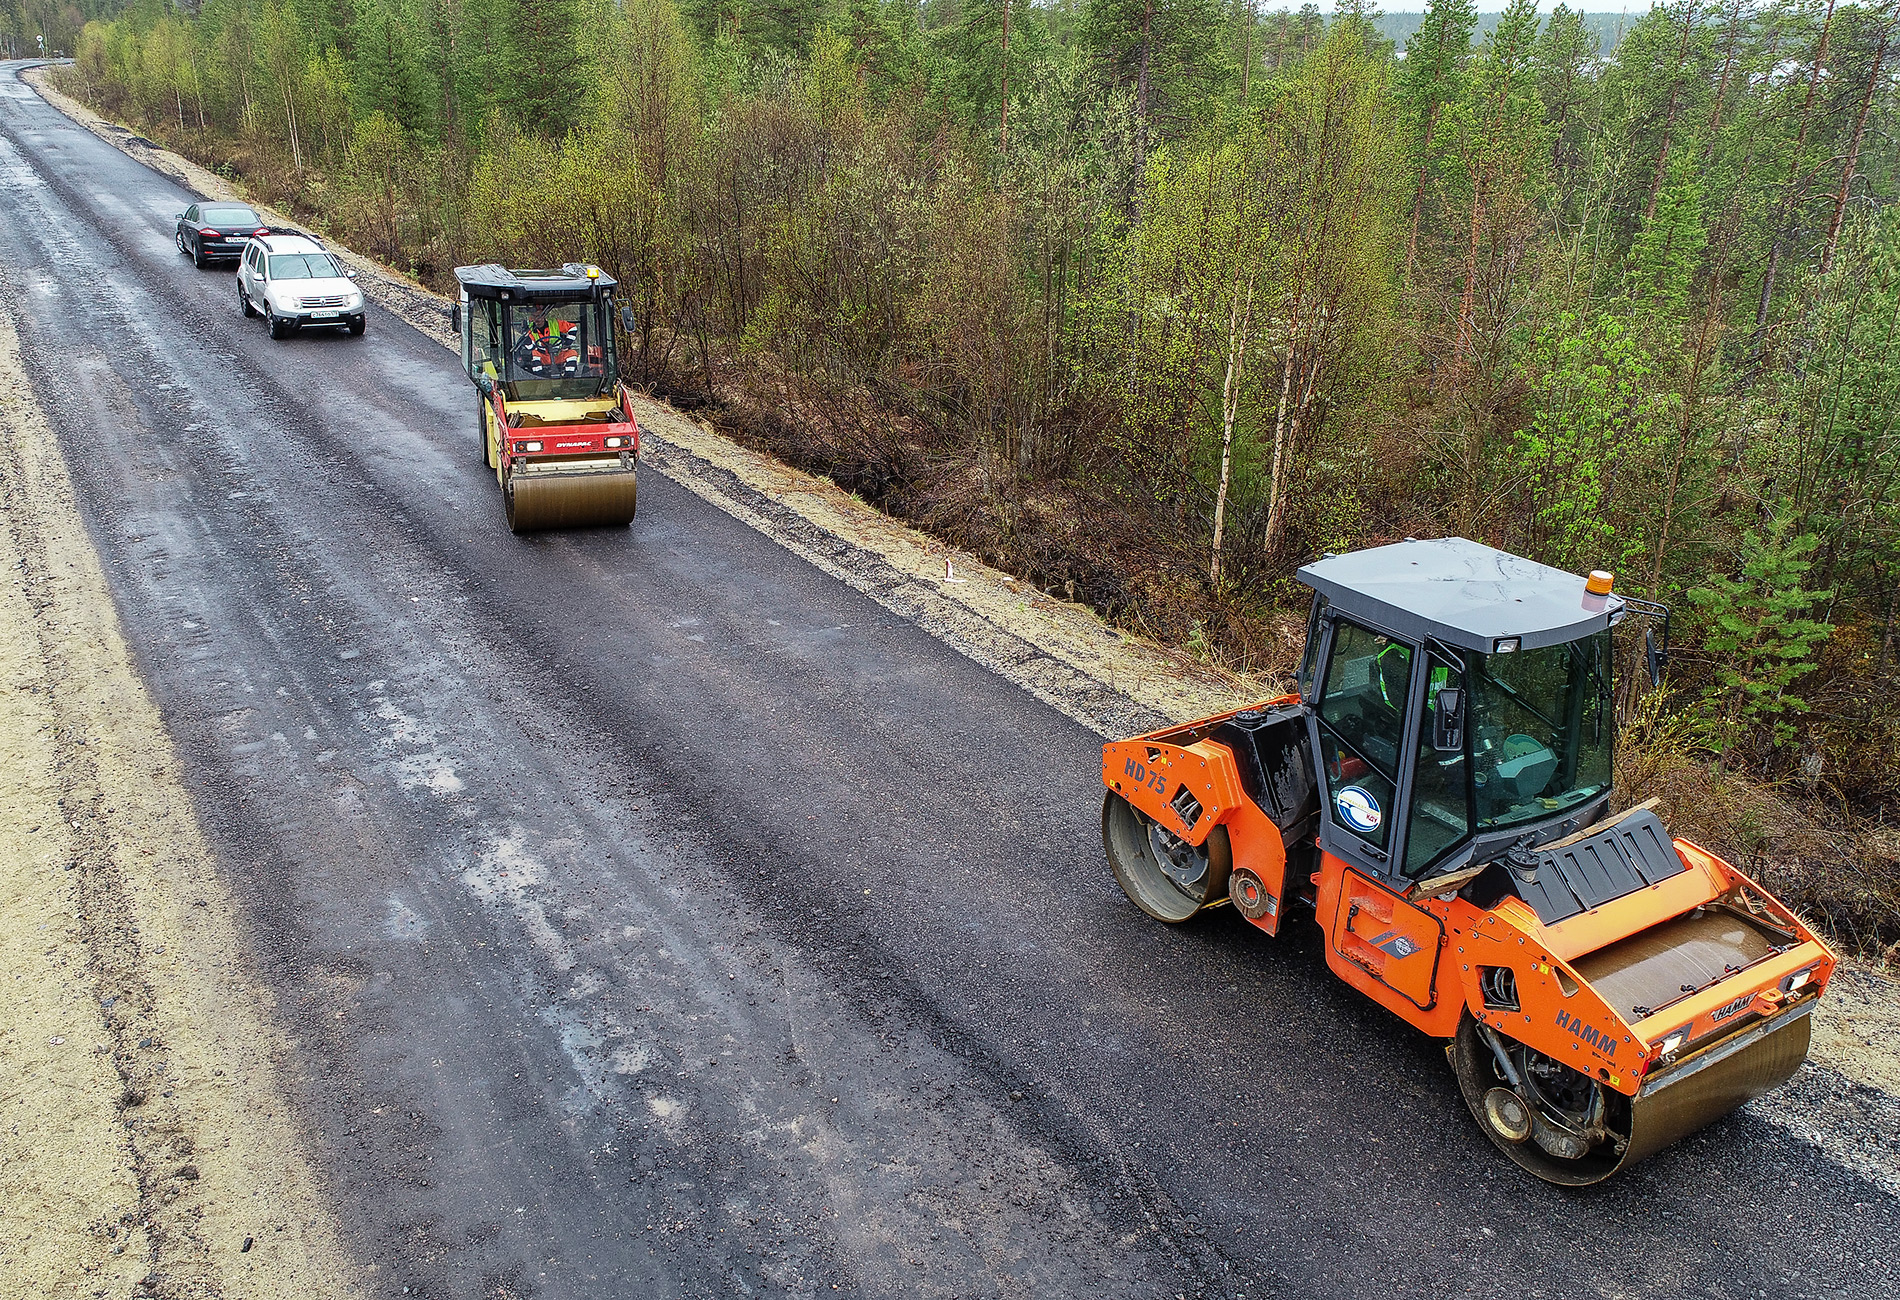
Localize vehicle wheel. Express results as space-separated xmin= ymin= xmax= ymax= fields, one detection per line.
xmin=238 ymin=282 xmax=257 ymax=318
xmin=191 ymin=237 xmax=207 ymax=270
xmin=1101 ymin=790 xmax=1231 ymax=923
xmin=176 ymin=231 xmax=188 ymax=257
xmin=347 ymin=315 xmax=365 ymax=336
xmin=266 ymin=309 xmax=290 ymax=340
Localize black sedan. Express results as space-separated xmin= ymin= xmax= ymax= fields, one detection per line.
xmin=174 ymin=202 xmax=265 ymax=268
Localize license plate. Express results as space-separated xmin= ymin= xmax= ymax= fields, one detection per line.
xmin=310 ymin=312 xmax=337 ymax=319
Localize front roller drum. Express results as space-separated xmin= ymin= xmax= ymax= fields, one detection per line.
xmin=504 ymin=468 xmax=638 ymax=533
xmin=1102 ymin=790 xmax=1230 ymax=923
xmin=1451 ymin=1005 xmax=1813 ymax=1186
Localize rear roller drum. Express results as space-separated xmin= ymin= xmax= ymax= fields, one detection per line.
xmin=1101 ymin=790 xmax=1230 ymax=923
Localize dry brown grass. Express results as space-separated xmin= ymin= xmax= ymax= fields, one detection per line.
xmin=1616 ymin=694 xmax=1900 ymax=961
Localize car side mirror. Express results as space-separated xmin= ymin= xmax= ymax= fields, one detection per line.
xmin=450 ymin=304 xmax=462 ymax=333
xmin=619 ymin=304 xmax=635 ymax=334
xmin=1431 ymin=688 xmax=1464 ymax=753
xmin=346 ymin=270 xmax=357 ymax=280
xmin=1645 ymin=627 xmax=1667 ymax=688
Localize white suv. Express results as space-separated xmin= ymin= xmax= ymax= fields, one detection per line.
xmin=237 ymin=235 xmax=367 ymax=338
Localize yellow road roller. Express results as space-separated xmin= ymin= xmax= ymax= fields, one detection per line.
xmin=452 ymin=263 xmax=640 ymax=533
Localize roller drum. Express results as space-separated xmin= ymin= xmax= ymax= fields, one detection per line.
xmin=1102 ymin=790 xmax=1230 ymax=923
xmin=1453 ymin=1003 xmax=1812 ymax=1185
xmin=1619 ymin=1000 xmax=1813 ymax=1170
xmin=505 ymin=468 xmax=637 ymax=533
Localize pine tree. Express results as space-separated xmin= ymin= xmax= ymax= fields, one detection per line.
xmin=1533 ymin=3 xmax=1599 ymax=228
xmin=839 ymin=0 xmax=922 ymax=106
xmin=1393 ymin=0 xmax=1475 ymax=278
xmin=350 ymin=0 xmax=436 ymax=138
xmin=1446 ymin=0 xmax=1545 ymax=360
xmin=1079 ymin=0 xmax=1231 ymax=180
xmin=1689 ymin=509 xmax=1834 ymax=757
xmin=938 ymin=0 xmax=1053 ymax=143
xmin=506 ymin=0 xmax=585 ymax=139
xmin=1625 ymin=143 xmax=1707 ymax=314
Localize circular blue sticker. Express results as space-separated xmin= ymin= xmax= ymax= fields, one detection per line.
xmin=1335 ymin=785 xmax=1382 ymax=833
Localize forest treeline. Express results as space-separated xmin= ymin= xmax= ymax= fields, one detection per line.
xmin=50 ymin=0 xmax=1900 ymax=926
xmin=3 ymin=0 xmax=111 ymax=56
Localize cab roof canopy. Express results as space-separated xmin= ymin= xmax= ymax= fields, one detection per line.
xmin=1297 ymin=537 xmax=1622 ymax=654
xmin=453 ymin=263 xmax=616 ymax=303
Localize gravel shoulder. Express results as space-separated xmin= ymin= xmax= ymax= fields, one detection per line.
xmin=0 ymin=304 xmax=360 ymax=1296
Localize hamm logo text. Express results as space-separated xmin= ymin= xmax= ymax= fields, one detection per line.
xmin=1554 ymin=1009 xmax=1618 ymax=1060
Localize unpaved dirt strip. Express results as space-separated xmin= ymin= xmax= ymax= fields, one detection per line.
xmin=1751 ymin=964 xmax=1900 ymax=1198
xmin=0 ymin=305 xmax=359 ymax=1299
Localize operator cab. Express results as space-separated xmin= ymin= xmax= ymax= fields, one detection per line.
xmin=453 ymin=263 xmax=619 ymax=402
xmin=1296 ymin=538 xmax=1656 ymax=897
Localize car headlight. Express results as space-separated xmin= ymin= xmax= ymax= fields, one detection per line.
xmin=1660 ymin=1028 xmax=1689 ymax=1057
xmin=514 ymin=440 xmax=543 ymax=453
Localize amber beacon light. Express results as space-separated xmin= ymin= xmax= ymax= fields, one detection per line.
xmin=1586 ymin=569 xmax=1615 ymax=595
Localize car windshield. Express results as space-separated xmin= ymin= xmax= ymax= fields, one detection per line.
xmin=204 ymin=206 xmax=259 ymax=226
xmin=1468 ymin=630 xmax=1613 ymax=830
xmin=269 ymin=253 xmax=342 ymax=280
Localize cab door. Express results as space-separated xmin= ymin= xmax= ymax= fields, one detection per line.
xmin=1306 ymin=616 xmax=1459 ymax=1035
xmin=1309 ymin=618 xmax=1415 ymax=875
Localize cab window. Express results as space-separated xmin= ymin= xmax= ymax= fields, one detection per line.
xmin=1297 ymin=594 xmax=1329 ymax=702
xmin=469 ymin=300 xmax=501 ymax=380
xmin=1315 ymin=621 xmax=1412 ymax=852
xmin=1405 ymin=657 xmax=1471 ymax=876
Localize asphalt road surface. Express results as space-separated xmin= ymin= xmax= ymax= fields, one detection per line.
xmin=3 ymin=62 xmax=1895 ymax=1300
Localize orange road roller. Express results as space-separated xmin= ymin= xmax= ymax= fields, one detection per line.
xmin=452 ymin=263 xmax=640 ymax=533
xmin=1101 ymin=538 xmax=1835 ymax=1184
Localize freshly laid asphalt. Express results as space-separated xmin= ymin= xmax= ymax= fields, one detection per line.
xmin=3 ymin=61 xmax=1894 ymax=1300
